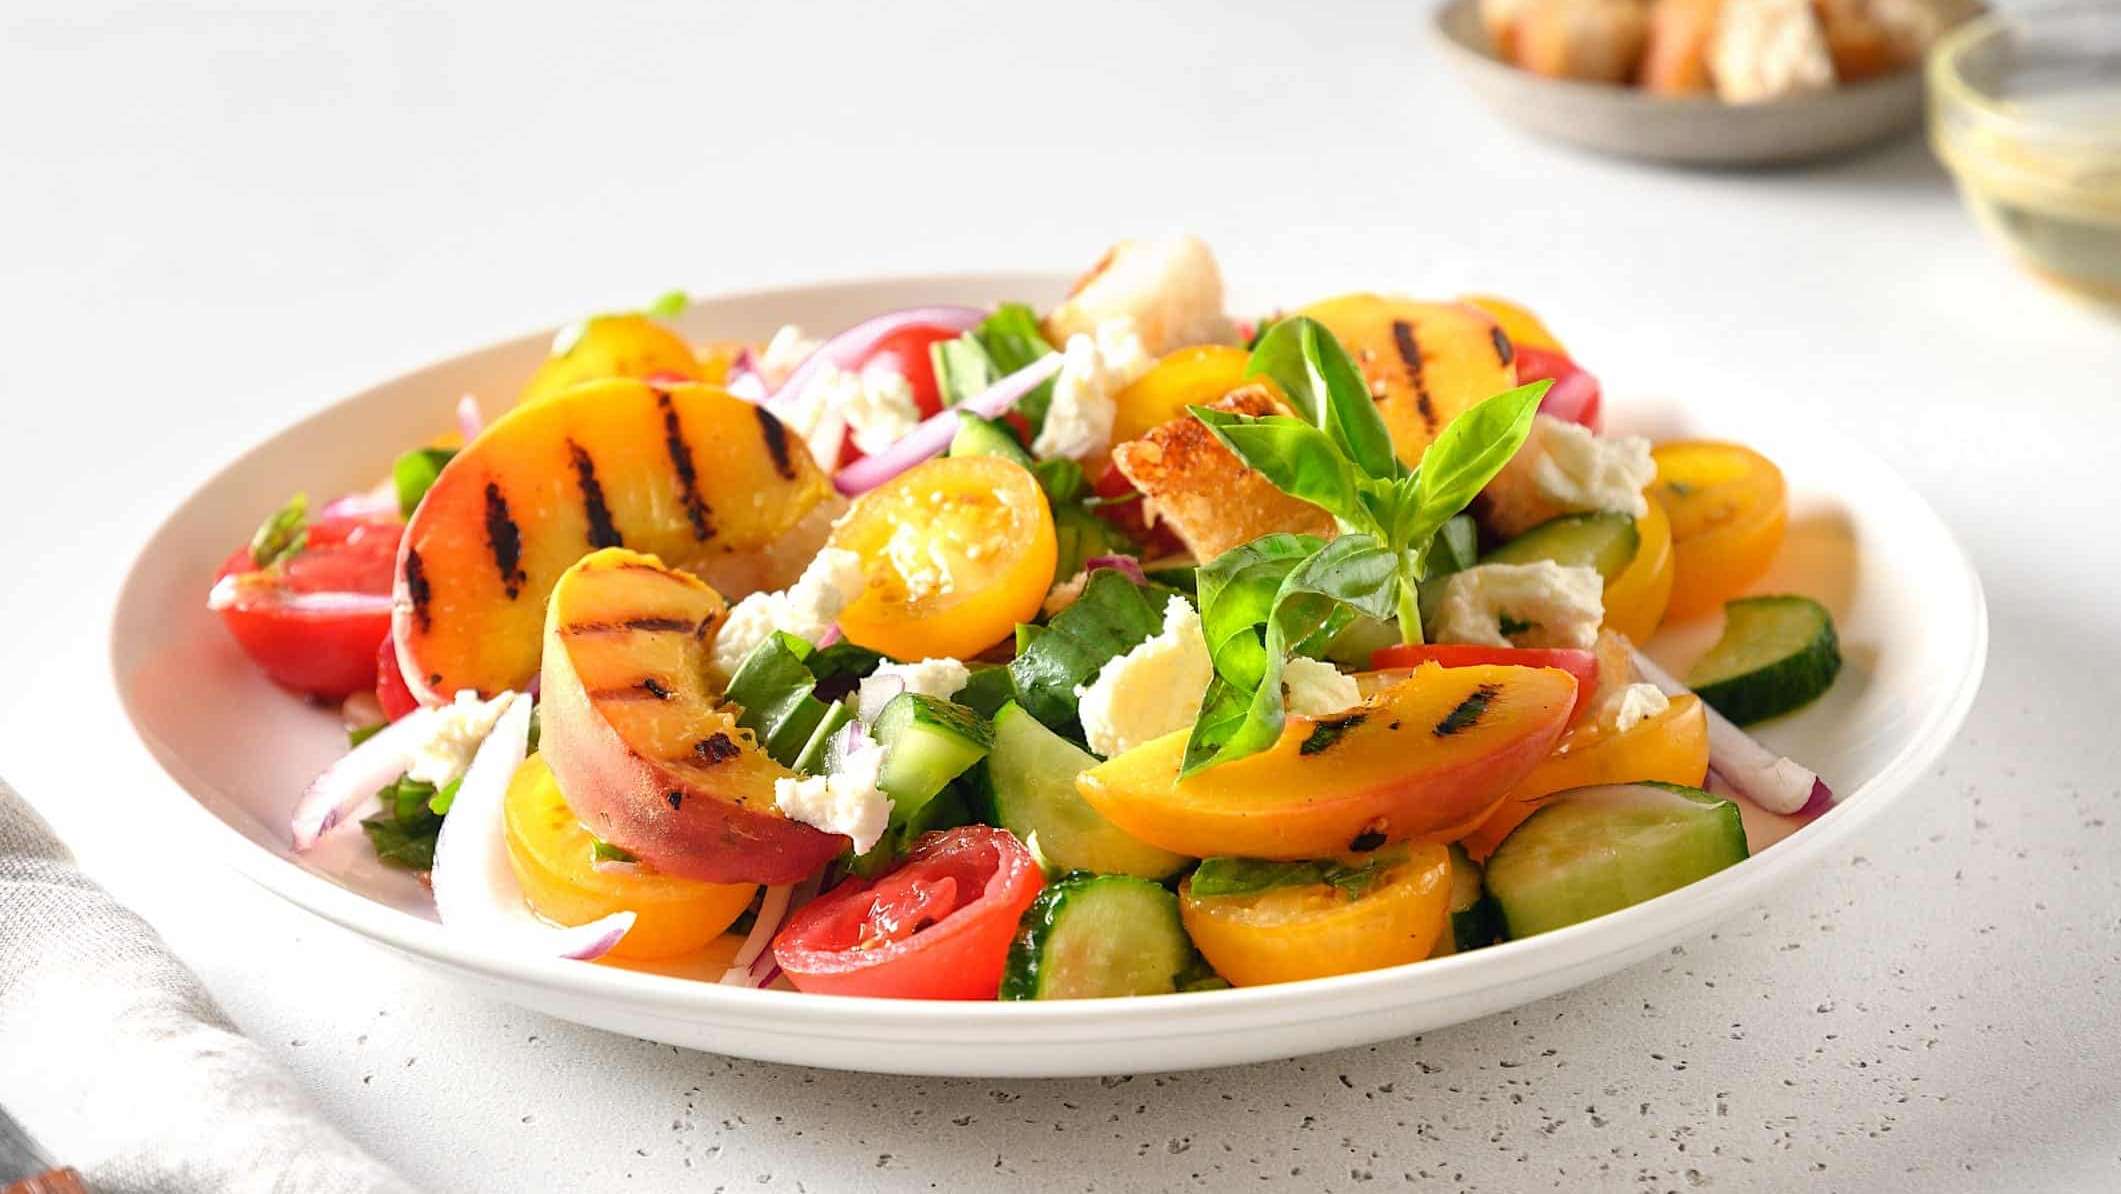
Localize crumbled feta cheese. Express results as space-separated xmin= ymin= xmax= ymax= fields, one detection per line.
xmin=1031 ymin=318 xmax=1152 ymax=461
xmin=1045 ymin=234 xmax=1238 ymax=356
xmin=709 ymin=547 xmax=868 ymax=684
xmin=1075 ymin=595 xmax=1213 ymax=759
xmin=1485 ymin=414 xmax=1655 ymax=536
xmin=1597 ymin=681 xmax=1670 ymax=734
xmin=1282 ymin=656 xmax=1363 ymax=718
xmin=773 ymin=742 xmax=891 ymax=854
xmin=857 ymin=657 xmax=971 ymax=724
xmin=406 ymin=690 xmax=515 ymax=786
xmin=757 ymin=324 xmax=820 ymax=388
xmin=776 ymin=362 xmax=923 ymax=467
xmin=1433 ymin=561 xmax=1605 ymax=651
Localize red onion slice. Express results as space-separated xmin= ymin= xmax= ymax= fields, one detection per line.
xmin=833 ymin=353 xmax=1065 ymax=496
xmin=765 ymin=305 xmax=985 ymax=424
xmin=455 ymin=394 xmax=485 ymax=442
xmin=429 ymin=694 xmax=633 ymax=960
xmin=719 ymin=883 xmax=794 ymax=986
xmin=291 ymin=705 xmax=442 ymax=850
xmin=1629 ymin=647 xmax=1831 ymax=815
xmin=208 ymin=575 xmax=397 ymax=617
xmin=319 ymin=483 xmax=400 ymax=522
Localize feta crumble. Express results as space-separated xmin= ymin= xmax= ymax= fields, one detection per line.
xmin=857 ymin=657 xmax=971 ymax=724
xmin=1031 ymin=318 xmax=1153 ymax=461
xmin=1433 ymin=561 xmax=1605 ymax=651
xmin=773 ymin=733 xmax=891 ymax=854
xmin=709 ymin=547 xmax=868 ymax=685
xmin=1597 ymin=681 xmax=1670 ymax=734
xmin=1075 ymin=595 xmax=1213 ymax=759
xmin=776 ymin=361 xmax=923 ymax=468
xmin=1282 ymin=656 xmax=1363 ymax=719
xmin=1484 ymin=414 xmax=1655 ymax=537
xmin=756 ymin=324 xmax=820 ymax=388
xmin=406 ymin=690 xmax=515 ymax=787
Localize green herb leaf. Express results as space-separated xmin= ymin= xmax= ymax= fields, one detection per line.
xmin=427 ymin=776 xmax=462 ymax=817
xmin=1402 ymin=381 xmax=1547 ymax=550
xmin=1033 ymin=457 xmax=1088 ymax=505
xmin=970 ymin=303 xmax=1058 ymax=429
xmin=361 ymin=814 xmax=438 ymax=871
xmin=248 ymin=492 xmax=309 ymax=569
xmin=725 ymin=631 xmax=835 ymax=768
xmin=348 ymin=723 xmax=384 ymax=749
xmin=590 ymin=838 xmax=638 ymax=864
xmin=393 ymin=446 xmax=457 ymax=518
xmin=1007 ymin=570 xmax=1172 ymax=736
xmin=1245 ymin=317 xmax=1402 ymax=484
xmin=1189 ymin=408 xmax=1361 ymax=523
xmin=1188 ymin=846 xmax=1408 ymax=900
xmin=642 ymin=289 xmax=689 ymax=320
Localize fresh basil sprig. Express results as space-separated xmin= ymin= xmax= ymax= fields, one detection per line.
xmin=1178 ymin=317 xmax=1547 ymax=775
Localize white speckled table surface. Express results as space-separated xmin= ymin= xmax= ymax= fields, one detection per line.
xmin=5 ymin=1 xmax=2118 ymax=1189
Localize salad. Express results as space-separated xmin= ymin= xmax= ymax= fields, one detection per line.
xmin=210 ymin=235 xmax=1843 ymax=1000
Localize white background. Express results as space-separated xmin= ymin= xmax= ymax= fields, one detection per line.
xmin=6 ymin=1 xmax=2120 ymax=1190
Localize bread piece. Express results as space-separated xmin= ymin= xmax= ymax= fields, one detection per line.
xmin=1110 ymin=387 xmax=1337 ymax=565
xmin=1512 ymin=0 xmax=1652 ymax=85
xmin=1710 ymin=0 xmax=1836 ymax=102
xmin=1643 ymin=0 xmax=1722 ymax=94
xmin=1481 ymin=0 xmax=1542 ymax=57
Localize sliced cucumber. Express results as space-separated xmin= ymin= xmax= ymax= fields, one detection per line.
xmin=1430 ymin=842 xmax=1500 ymax=956
xmin=949 ymin=411 xmax=1034 ymax=467
xmin=1000 ymin=873 xmax=1199 ymax=1000
xmin=1685 ymin=595 xmax=1842 ymax=725
xmin=980 ymin=703 xmax=1189 ymax=880
xmin=1484 ymin=511 xmax=1640 ymax=581
xmin=791 ymin=697 xmax=856 ymax=776
xmin=1485 ymin=782 xmax=1748 ymax=939
xmin=869 ymin=693 xmax=993 ymax=825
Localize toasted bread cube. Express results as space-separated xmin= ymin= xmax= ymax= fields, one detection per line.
xmin=1111 ymin=387 xmax=1337 ymax=564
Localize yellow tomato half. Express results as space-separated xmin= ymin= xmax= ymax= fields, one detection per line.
xmin=830 ymin=455 xmax=1057 ymax=661
xmin=503 ymin=755 xmax=757 ymax=960
xmin=1652 ymin=441 xmax=1788 ymax=621
xmin=1601 ymin=491 xmax=1676 ymax=643
xmin=1457 ymin=693 xmax=1710 ymax=861
xmin=1104 ymin=345 xmax=1259 ymax=463
xmin=1461 ymin=295 xmax=1567 ymax=354
xmin=1180 ymin=843 xmax=1453 ymax=986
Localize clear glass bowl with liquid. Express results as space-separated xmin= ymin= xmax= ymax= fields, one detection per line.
xmin=1930 ymin=4 xmax=2121 ymax=305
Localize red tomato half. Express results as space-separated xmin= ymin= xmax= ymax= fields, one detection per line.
xmin=375 ymin=635 xmax=421 ymax=720
xmin=213 ymin=514 xmax=403 ymax=700
xmin=1515 ymin=345 xmax=1602 ymax=432
xmin=829 ymin=322 xmax=964 ymax=468
xmin=1371 ymin=643 xmax=1599 ymax=724
xmin=772 ymin=826 xmax=1044 ymax=999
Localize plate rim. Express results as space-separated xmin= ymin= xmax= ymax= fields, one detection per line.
xmin=110 ymin=270 xmax=1990 ymax=1044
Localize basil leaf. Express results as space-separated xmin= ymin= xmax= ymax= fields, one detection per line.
xmin=642 ymin=289 xmax=689 ymax=320
xmin=1245 ymin=317 xmax=1402 ymax=485
xmin=347 ymin=723 xmax=383 ymax=749
xmin=248 ymin=492 xmax=309 ymax=569
xmin=807 ymin=641 xmax=884 ymax=702
xmin=1189 ymin=846 xmax=1408 ymax=900
xmin=427 ymin=776 xmax=463 ymax=817
xmin=1404 ymin=381 xmax=1547 ymax=548
xmin=1189 ymin=408 xmax=1361 ymax=524
xmin=954 ymin=664 xmax=1017 ymax=719
xmin=971 ymin=303 xmax=1059 ymax=430
xmin=1008 ymin=569 xmax=1171 ymax=734
xmin=361 ymin=814 xmax=438 ymax=871
xmin=590 ymin=838 xmax=638 ymax=864
xmin=724 ymin=631 xmax=834 ymax=767
xmin=393 ymin=447 xmax=457 ymax=518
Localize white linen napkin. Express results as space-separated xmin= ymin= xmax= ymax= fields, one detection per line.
xmin=0 ymin=778 xmax=419 ymax=1194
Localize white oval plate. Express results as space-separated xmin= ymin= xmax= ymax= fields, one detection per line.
xmin=111 ymin=273 xmax=1985 ymax=1077
xmin=1429 ymin=0 xmax=1969 ymax=167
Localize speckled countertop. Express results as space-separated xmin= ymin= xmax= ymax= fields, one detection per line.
xmin=5 ymin=1 xmax=2118 ymax=1189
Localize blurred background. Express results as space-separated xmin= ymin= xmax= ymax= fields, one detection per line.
xmin=3 ymin=1 xmax=2116 ymax=1190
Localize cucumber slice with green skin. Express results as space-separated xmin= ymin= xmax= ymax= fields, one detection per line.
xmin=1000 ymin=873 xmax=1199 ymax=1000
xmin=1483 ymin=511 xmax=1640 ymax=581
xmin=1431 ymin=842 xmax=1500 ymax=956
xmin=949 ymin=411 xmax=1034 ymax=467
xmin=869 ymin=693 xmax=994 ymax=825
xmin=979 ymin=703 xmax=1189 ymax=880
xmin=791 ymin=698 xmax=857 ymax=776
xmin=1686 ymin=595 xmax=1842 ymax=726
xmin=1485 ymin=782 xmax=1748 ymax=939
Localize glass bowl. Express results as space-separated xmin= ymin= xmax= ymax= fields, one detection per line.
xmin=1930 ymin=4 xmax=2121 ymax=305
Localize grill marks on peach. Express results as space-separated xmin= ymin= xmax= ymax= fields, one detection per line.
xmin=1434 ymin=683 xmax=1501 ymax=738
xmin=482 ymin=483 xmax=528 ymax=599
xmin=754 ymin=407 xmax=798 ymax=481
xmin=402 ymin=548 xmax=434 ymax=633
xmin=654 ymin=390 xmax=714 ymax=543
xmin=694 ymin=733 xmax=740 ymax=764
xmin=1488 ymin=325 xmax=1515 ymax=368
xmin=1390 ymin=318 xmax=1437 ymax=433
xmin=566 ymin=439 xmax=624 ymax=550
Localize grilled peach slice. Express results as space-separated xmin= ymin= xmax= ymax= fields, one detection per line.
xmin=1296 ymin=295 xmax=1519 ymax=470
xmin=1076 ymin=663 xmax=1576 ymax=860
xmin=518 ymin=314 xmax=707 ymax=406
xmin=394 ymin=378 xmax=830 ymax=703
xmin=538 ymin=548 xmax=844 ymax=885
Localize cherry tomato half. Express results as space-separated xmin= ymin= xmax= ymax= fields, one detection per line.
xmin=1370 ymin=643 xmax=1599 ymax=724
xmin=825 ymin=322 xmax=965 ymax=469
xmin=772 ymin=825 xmax=1044 ymax=999
xmin=213 ymin=513 xmax=403 ymax=700
xmin=1514 ymin=345 xmax=1602 ymax=433
xmin=375 ymin=635 xmax=420 ymax=720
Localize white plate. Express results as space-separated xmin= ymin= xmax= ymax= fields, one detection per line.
xmin=111 ymin=272 xmax=1986 ymax=1077
xmin=1429 ymin=0 xmax=1966 ymax=167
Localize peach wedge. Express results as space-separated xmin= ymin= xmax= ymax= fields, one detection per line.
xmin=393 ymin=378 xmax=831 ymax=703
xmin=1296 ymin=295 xmax=1519 ymax=470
